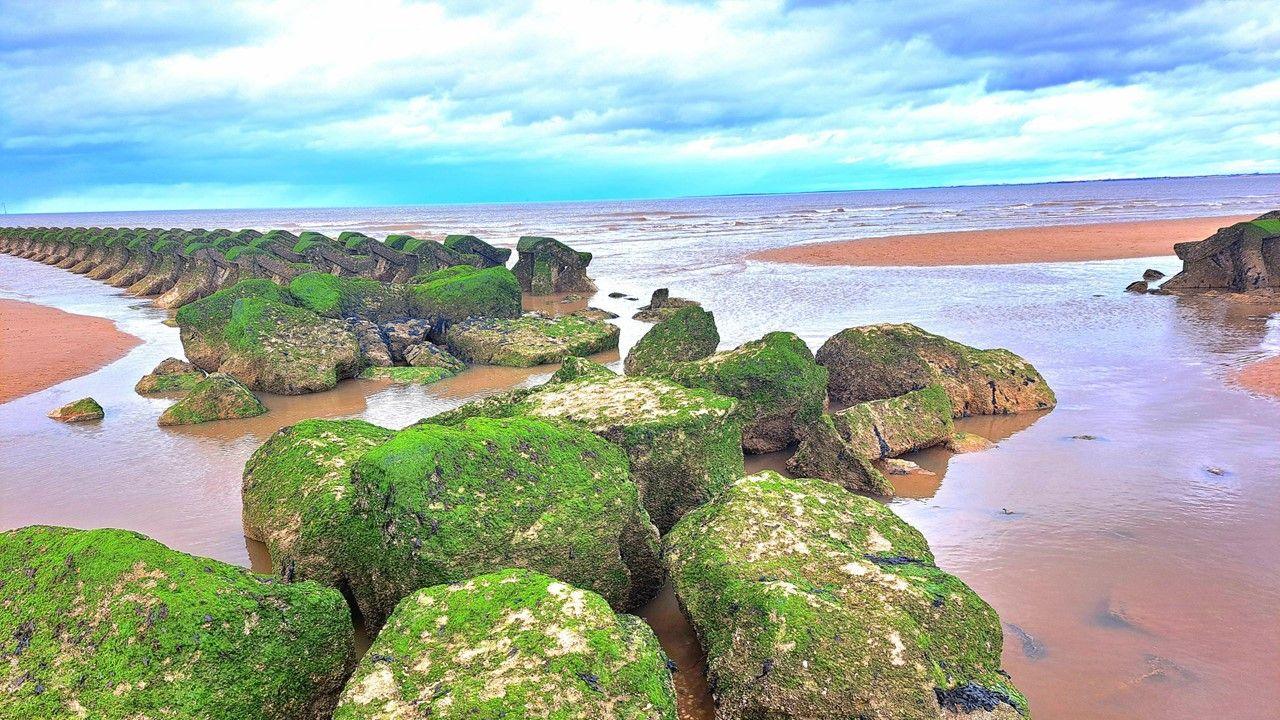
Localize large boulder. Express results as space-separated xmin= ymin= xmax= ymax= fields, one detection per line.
xmin=816 ymin=323 xmax=1055 ymax=415
xmin=1162 ymin=213 xmax=1280 ymax=291
xmin=158 ymin=372 xmax=267 ymax=426
xmin=665 ymin=331 xmax=827 ymax=453
xmin=177 ymin=280 xmax=362 ymax=395
xmin=0 ymin=526 xmax=354 ymax=720
xmin=288 ymin=272 xmax=409 ymax=324
xmin=511 ymin=235 xmax=595 ymax=295
xmin=134 ymin=357 xmax=206 ymax=396
xmin=665 ymin=472 xmax=1027 ymax=720
xmin=623 ymin=306 xmax=720 ymax=376
xmin=336 ymin=416 xmax=661 ymax=629
xmin=425 ymin=373 xmax=744 ymax=533
xmin=444 ymin=312 xmax=620 ymax=367
xmin=408 ymin=265 xmax=522 ymax=326
xmin=243 ymin=419 xmax=396 ymax=588
xmin=334 ymin=569 xmax=677 ymax=720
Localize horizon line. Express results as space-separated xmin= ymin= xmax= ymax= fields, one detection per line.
xmin=4 ymin=170 xmax=1276 ymax=218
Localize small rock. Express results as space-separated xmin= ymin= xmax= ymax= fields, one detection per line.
xmin=881 ymin=458 xmax=933 ymax=476
xmin=158 ymin=373 xmax=266 ymax=426
xmin=1125 ymin=280 xmax=1149 ymax=293
xmin=48 ymin=397 xmax=104 ymax=423
xmin=1070 ymin=434 xmax=1101 ymax=441
xmin=607 ymin=291 xmax=626 ymax=298
xmin=945 ymin=431 xmax=996 ymax=453
xmin=1142 ymin=268 xmax=1166 ymax=281
xmin=1203 ymin=466 xmax=1228 ymax=476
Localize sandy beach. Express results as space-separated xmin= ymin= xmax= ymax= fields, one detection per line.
xmin=1232 ymin=356 xmax=1280 ymax=400
xmin=750 ymin=214 xmax=1253 ymax=267
xmin=0 ymin=298 xmax=141 ymax=403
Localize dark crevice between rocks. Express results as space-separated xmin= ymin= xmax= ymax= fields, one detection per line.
xmin=935 ymin=682 xmax=1023 ymax=715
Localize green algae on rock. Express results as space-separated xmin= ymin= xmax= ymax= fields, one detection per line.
xmin=289 ymin=272 xmax=409 ymax=324
xmin=409 ymin=265 xmax=521 ymax=325
xmin=243 ymin=418 xmax=396 ymax=588
xmin=0 ymin=525 xmax=354 ymax=720
xmin=665 ymin=471 xmax=1027 ymax=720
xmin=623 ymin=305 xmax=720 ymax=376
xmin=134 ymin=357 xmax=206 ymax=396
xmin=46 ymin=397 xmax=104 ymax=423
xmin=550 ymin=355 xmax=618 ymax=383
xmin=341 ymin=416 xmax=663 ymax=629
xmin=511 ymin=235 xmax=595 ymax=295
xmin=831 ymin=385 xmax=954 ymax=458
xmin=334 ymin=569 xmax=677 ymax=720
xmin=220 ymin=298 xmax=361 ymax=394
xmin=786 ymin=413 xmax=894 ymax=495
xmin=424 ymin=373 xmax=744 ymax=533
xmin=445 ymin=312 xmax=620 ymax=367
xmin=816 ymin=323 xmax=1055 ymax=415
xmin=157 ymin=372 xmax=266 ymax=426
xmin=665 ymin=331 xmax=828 ymax=453
xmin=359 ymin=365 xmax=458 ymax=384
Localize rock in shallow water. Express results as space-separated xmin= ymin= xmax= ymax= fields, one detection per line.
xmin=0 ymin=525 xmax=354 ymax=720
xmin=664 ymin=471 xmax=1027 ymax=720
xmin=47 ymin=397 xmax=104 ymax=423
xmin=816 ymin=323 xmax=1056 ymax=416
xmin=134 ymin=357 xmax=205 ymax=396
xmin=157 ymin=372 xmax=266 ymax=426
xmin=444 ymin=312 xmax=619 ymax=367
xmin=624 ymin=305 xmax=719 ymax=376
xmin=333 ymin=569 xmax=677 ymax=720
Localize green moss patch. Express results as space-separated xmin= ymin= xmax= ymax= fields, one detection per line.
xmin=624 ymin=306 xmax=719 ymax=376
xmin=157 ymin=373 xmax=266 ymax=426
xmin=665 ymin=471 xmax=1027 ymax=719
xmin=444 ymin=313 xmax=620 ymax=367
xmin=334 ymin=569 xmax=676 ymax=720
xmin=409 ymin=265 xmax=521 ymax=324
xmin=0 ymin=525 xmax=354 ymax=720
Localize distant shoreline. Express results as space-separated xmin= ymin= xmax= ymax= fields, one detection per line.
xmin=0 ymin=299 xmax=141 ymax=403
xmin=748 ymin=214 xmax=1254 ymax=267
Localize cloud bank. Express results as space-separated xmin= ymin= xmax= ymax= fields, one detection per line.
xmin=1 ymin=0 xmax=1277 ymax=212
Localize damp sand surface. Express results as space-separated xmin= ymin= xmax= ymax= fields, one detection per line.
xmin=749 ymin=215 xmax=1253 ymax=267
xmin=1231 ymin=354 xmax=1280 ymax=400
xmin=0 ymin=298 xmax=141 ymax=403
xmin=4 ymin=189 xmax=1280 ymax=719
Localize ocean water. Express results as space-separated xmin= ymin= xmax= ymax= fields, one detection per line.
xmin=3 ymin=173 xmax=1280 ymax=720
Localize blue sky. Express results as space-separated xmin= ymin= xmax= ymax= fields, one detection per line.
xmin=1 ymin=0 xmax=1277 ymax=212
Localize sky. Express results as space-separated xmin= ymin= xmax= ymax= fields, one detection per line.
xmin=1 ymin=0 xmax=1277 ymax=213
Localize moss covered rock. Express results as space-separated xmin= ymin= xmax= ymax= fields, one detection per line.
xmin=665 ymin=331 xmax=827 ymax=453
xmin=550 ymin=355 xmax=618 ymax=383
xmin=511 ymin=236 xmax=595 ymax=295
xmin=946 ymin=431 xmax=997 ymax=453
xmin=221 ymin=298 xmax=361 ymax=394
xmin=441 ymin=234 xmax=511 ymax=268
xmin=831 ymin=385 xmax=954 ymax=458
xmin=816 ymin=324 xmax=1055 ymax=416
xmin=175 ymin=278 xmax=297 ymax=370
xmin=334 ymin=569 xmax=676 ymax=720
xmin=0 ymin=525 xmax=354 ymax=720
xmin=425 ymin=374 xmax=743 ymax=532
xmin=288 ymin=272 xmax=409 ymax=324
xmin=445 ymin=313 xmax=620 ymax=367
xmin=46 ymin=397 xmax=104 ymax=423
xmin=409 ymin=266 xmax=521 ymax=325
xmin=339 ymin=416 xmax=662 ymax=629
xmin=359 ymin=365 xmax=457 ymax=384
xmin=665 ymin=471 xmax=1027 ymax=720
xmin=243 ymin=419 xmax=396 ymax=588
xmin=786 ymin=413 xmax=893 ymax=496
xmin=623 ymin=306 xmax=720 ymax=376
xmin=157 ymin=372 xmax=266 ymax=426
xmin=134 ymin=357 xmax=205 ymax=396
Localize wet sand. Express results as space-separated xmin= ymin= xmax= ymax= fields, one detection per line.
xmin=1232 ymin=355 xmax=1280 ymax=400
xmin=749 ymin=214 xmax=1252 ymax=267
xmin=0 ymin=298 xmax=141 ymax=403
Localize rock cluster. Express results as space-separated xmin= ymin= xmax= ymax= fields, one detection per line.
xmin=1161 ymin=212 xmax=1280 ymax=292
